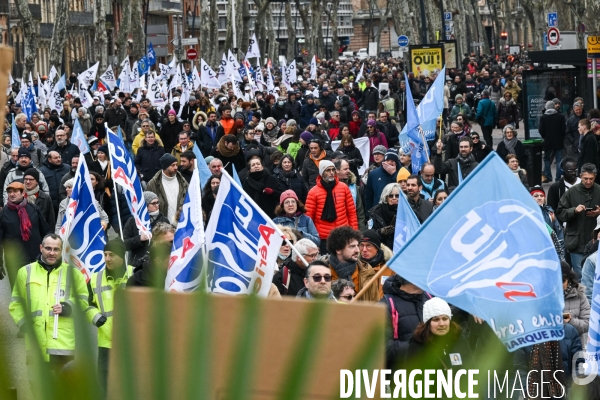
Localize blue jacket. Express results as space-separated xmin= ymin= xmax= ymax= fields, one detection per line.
xmin=300 ymin=102 xmax=319 ymax=128
xmin=475 ymin=98 xmax=497 ymax=127
xmin=273 ymin=214 xmax=320 ymax=246
xmin=365 ymin=166 xmax=399 ymax=211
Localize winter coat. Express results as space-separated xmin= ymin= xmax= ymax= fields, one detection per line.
xmin=564 ymin=284 xmax=590 ymax=346
xmin=578 ymin=131 xmax=599 ymax=173
xmin=378 ymin=120 xmax=400 ymax=148
xmin=367 ymin=203 xmax=397 ymax=248
xmin=340 ymin=172 xmax=366 ymax=231
xmin=419 ymin=176 xmax=446 ymax=201
xmin=566 ymin=113 xmax=585 ymax=153
xmin=539 ymin=110 xmax=566 ymax=151
xmin=272 ymin=257 xmax=307 ymax=297
xmin=48 ymin=141 xmax=80 ymax=166
xmin=305 ymin=176 xmax=358 ymax=239
xmin=272 ymin=214 xmax=320 ymax=246
xmin=547 ymin=178 xmax=574 ymax=219
xmin=3 ymin=164 xmax=50 ymax=206
xmin=270 ymin=104 xmax=287 ymax=122
xmin=301 ymin=150 xmax=331 ymax=190
xmin=496 ymin=140 xmax=528 ymax=168
xmin=31 ymin=190 xmax=56 ymax=228
xmin=496 ymin=98 xmax=519 ymax=128
xmin=210 ymin=137 xmax=246 ymax=176
xmin=408 ymin=196 xmax=434 ymax=223
xmin=284 ymin=99 xmax=301 ymax=121
xmin=197 ymin=121 xmax=219 ymax=158
xmin=557 ymin=182 xmax=600 ymax=253
xmin=449 ymin=103 xmax=471 ymax=121
xmin=146 ymin=170 xmax=189 ymax=223
xmin=77 ymin=112 xmax=92 ymax=137
xmin=160 ymin=119 xmax=184 ymax=154
xmin=365 ymin=130 xmax=388 ymax=163
xmin=360 ymin=86 xmax=380 ymax=111
xmin=379 ymin=275 xmax=431 ymax=369
xmin=475 ymin=98 xmax=497 ymax=127
xmin=433 ymin=153 xmax=479 ymax=193
xmin=272 ymin=167 xmax=308 ymax=203
xmin=329 ymin=256 xmax=380 ymax=302
xmin=364 ymin=166 xmax=399 ymax=211
xmin=105 ymin=107 xmax=127 ymax=130
xmin=135 ymin=140 xmax=165 ymax=183
xmin=300 ymin=102 xmax=318 ymax=128
xmin=471 ymin=141 xmax=493 ymax=163
xmin=131 ymin=129 xmax=164 ymax=155
xmin=39 ymin=161 xmax=70 ymax=211
xmin=122 ymin=212 xmax=170 ymax=264
xmin=241 ymin=170 xmax=284 ymax=219
xmin=171 ymin=141 xmax=196 ymax=163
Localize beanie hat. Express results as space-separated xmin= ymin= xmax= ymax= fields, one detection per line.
xmin=159 ymin=153 xmax=178 ymax=170
xmin=280 ymin=190 xmax=299 ymax=205
xmin=104 ymin=238 xmax=126 ymax=260
xmin=98 ymin=145 xmax=109 ymax=155
xmin=300 ymin=131 xmax=313 ymax=144
xmin=265 ymin=117 xmax=277 ymax=126
xmin=545 ymin=101 xmax=555 ymax=110
xmin=87 ymin=136 xmax=99 ymax=145
xmin=20 ymin=133 xmax=32 ymax=143
xmin=360 ymin=229 xmax=381 ymax=249
xmin=18 ymin=147 xmax=31 ymax=159
xmin=318 ymin=160 xmax=335 ymax=176
xmin=308 ymin=117 xmax=319 ymax=126
xmin=24 ymin=168 xmax=39 ymax=183
xmin=455 ymin=94 xmax=463 ymax=101
xmin=143 ymin=191 xmax=158 ymax=205
xmin=168 ymin=109 xmax=177 ymax=115
xmin=423 ymin=297 xmax=452 ymax=323
xmin=287 ymin=119 xmax=297 ymax=127
xmin=367 ymin=119 xmax=377 ymax=127
xmin=396 ymin=167 xmax=411 ymax=182
xmin=384 ymin=149 xmax=399 ymax=165
xmin=373 ymin=145 xmax=387 ymax=155
xmin=529 ymin=185 xmax=545 ymax=197
xmin=278 ymin=119 xmax=287 ymax=128
xmin=255 ymin=123 xmax=265 ymax=131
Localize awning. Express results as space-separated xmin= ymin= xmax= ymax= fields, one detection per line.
xmin=528 ymin=49 xmax=587 ymax=67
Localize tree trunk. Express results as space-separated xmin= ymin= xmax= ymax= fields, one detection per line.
xmin=266 ymin=6 xmax=277 ymax=62
xmin=117 ymin=0 xmax=132 ymax=63
xmin=390 ymin=0 xmax=415 ymax=47
xmin=310 ymin=0 xmax=323 ymax=59
xmin=209 ymin=0 xmax=219 ymax=66
xmin=240 ymin=0 xmax=250 ymax=56
xmin=14 ymin=0 xmax=38 ymax=77
xmin=425 ymin=0 xmax=442 ymax=45
xmin=284 ymin=3 xmax=296 ymax=62
xmin=224 ymin=0 xmax=233 ymax=52
xmin=294 ymin=0 xmax=312 ymax=57
xmin=200 ymin=0 xmax=211 ymax=60
xmin=131 ymin=0 xmax=146 ymax=60
xmin=470 ymin=0 xmax=490 ymax=54
xmin=49 ymin=0 xmax=69 ymax=71
xmin=520 ymin=0 xmax=550 ymax=51
xmin=95 ymin=0 xmax=108 ymax=71
xmin=374 ymin=0 xmax=390 ymax=53
xmin=330 ymin=0 xmax=339 ymax=61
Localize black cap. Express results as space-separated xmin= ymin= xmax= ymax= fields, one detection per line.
xmin=23 ymin=168 xmax=39 ymax=182
xmin=360 ymin=230 xmax=381 ymax=249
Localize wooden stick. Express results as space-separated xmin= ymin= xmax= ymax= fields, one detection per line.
xmin=350 ymin=265 xmax=389 ymax=303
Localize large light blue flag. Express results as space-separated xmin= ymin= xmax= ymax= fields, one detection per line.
xmin=387 ymin=152 xmax=564 ymax=352
xmin=147 ymin=43 xmax=157 ymax=67
xmin=192 ymin=142 xmax=213 ymax=189
xmin=231 ymin=164 xmax=242 ymax=186
xmin=404 ymin=74 xmax=429 ymax=174
xmin=417 ymin=67 xmax=446 ymax=141
xmin=11 ymin=115 xmax=20 ymax=149
xmin=586 ymin=251 xmax=600 ymax=373
xmin=106 ymin=125 xmax=152 ymax=238
xmin=166 ymin=164 xmax=205 ymax=292
xmin=71 ymin=118 xmax=90 ymax=154
xmin=204 ymin=171 xmax=284 ymax=297
xmin=59 ymin=157 xmax=107 ymax=281
xmin=393 ymin=192 xmax=421 ymax=254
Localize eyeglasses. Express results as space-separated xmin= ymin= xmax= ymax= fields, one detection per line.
xmin=149 ymin=201 xmax=159 ymax=206
xmin=310 ymin=274 xmax=332 ymax=282
xmin=339 ymin=294 xmax=355 ymax=301
xmin=142 ymin=125 xmax=150 ymax=128
xmin=472 ymin=136 xmax=479 ymax=139
xmin=23 ymin=178 xmax=35 ymax=182
xmin=304 ymin=252 xmax=319 ymax=258
xmin=388 ymin=194 xmax=400 ymax=199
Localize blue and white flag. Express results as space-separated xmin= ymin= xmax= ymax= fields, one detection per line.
xmin=11 ymin=116 xmax=21 ymax=149
xmin=138 ymin=56 xmax=149 ymax=76
xmin=231 ymin=164 xmax=242 ymax=186
xmin=418 ymin=67 xmax=446 ymax=141
xmin=59 ymin=157 xmax=107 ymax=281
xmin=22 ymin=86 xmax=38 ymax=121
xmin=72 ymin=118 xmax=90 ymax=155
xmin=586 ymin=251 xmax=600 ymax=373
xmin=393 ymin=192 xmax=421 ymax=254
xmin=191 ymin=139 xmax=213 ymax=189
xmin=147 ymin=42 xmax=157 ymax=66
xmin=387 ymin=152 xmax=564 ymax=351
xmin=205 ymin=171 xmax=284 ymax=297
xmin=403 ymin=73 xmax=428 ymax=174
xmin=166 ymin=165 xmax=205 ymax=292
xmin=106 ymin=126 xmax=152 ymax=238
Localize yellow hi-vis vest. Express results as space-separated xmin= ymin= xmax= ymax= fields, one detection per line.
xmin=89 ymin=265 xmax=134 ymax=348
xmin=380 ymin=97 xmax=395 ymax=117
xmin=9 ymin=261 xmax=90 ymax=361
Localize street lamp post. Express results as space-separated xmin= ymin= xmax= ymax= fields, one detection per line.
xmin=418 ymin=0 xmax=427 ymax=44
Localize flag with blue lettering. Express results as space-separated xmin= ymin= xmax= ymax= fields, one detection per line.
xmin=403 ymin=73 xmax=428 ymax=174
xmin=191 ymin=141 xmax=213 ymax=189
xmin=11 ymin=116 xmax=21 ymax=149
xmin=393 ymin=192 xmax=421 ymax=254
xmin=387 ymin=152 xmax=564 ymax=351
xmin=166 ymin=165 xmax=205 ymax=292
xmin=417 ymin=67 xmax=446 ymax=141
xmin=147 ymin=42 xmax=157 ymax=66
xmin=205 ymin=171 xmax=284 ymax=297
xmin=586 ymin=251 xmax=600 ymax=373
xmin=105 ymin=125 xmax=152 ymax=238
xmin=138 ymin=56 xmax=149 ymax=76
xmin=59 ymin=157 xmax=107 ymax=281
xmin=22 ymin=85 xmax=38 ymax=121
xmin=72 ymin=118 xmax=90 ymax=154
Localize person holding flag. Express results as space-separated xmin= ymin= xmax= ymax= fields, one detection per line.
xmin=433 ymin=136 xmax=478 ymax=192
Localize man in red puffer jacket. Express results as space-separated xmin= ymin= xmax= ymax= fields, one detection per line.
xmin=305 ymin=160 xmax=358 ymax=254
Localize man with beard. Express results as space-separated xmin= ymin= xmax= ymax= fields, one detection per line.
xmin=334 ymin=158 xmax=366 ymax=230
xmin=3 ymin=147 xmax=50 ymax=205
xmin=210 ymin=134 xmax=245 ymax=176
xmin=124 ymin=102 xmax=140 ymax=145
xmin=405 ymin=175 xmax=433 ymax=223
xmin=23 ymin=168 xmax=55 ymax=228
xmin=327 ymin=226 xmax=379 ymax=302
xmin=358 ymin=230 xmax=394 ymax=299
xmin=146 ymin=154 xmax=189 ymax=224
xmin=48 ymin=129 xmax=80 ymax=166
xmin=434 ymin=137 xmax=479 ymax=192
xmin=178 ymin=151 xmax=195 ymax=184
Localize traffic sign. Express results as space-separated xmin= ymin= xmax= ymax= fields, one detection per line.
xmin=547 ymin=27 xmax=560 ymax=46
xmin=444 ymin=12 xmax=452 ymax=21
xmin=588 ymin=36 xmax=600 ymax=58
xmin=181 ymin=38 xmax=198 ymax=45
xmin=398 ymin=35 xmax=409 ymax=47
xmin=547 ymin=12 xmax=557 ymax=28
xmin=186 ymin=48 xmax=197 ymax=60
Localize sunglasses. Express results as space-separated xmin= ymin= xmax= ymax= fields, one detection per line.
xmin=388 ymin=194 xmax=400 ymax=198
xmin=310 ymin=274 xmax=332 ymax=283
xmin=472 ymin=136 xmax=479 ymax=139
xmin=339 ymin=294 xmax=355 ymax=301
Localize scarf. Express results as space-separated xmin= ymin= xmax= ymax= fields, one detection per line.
xmin=310 ymin=150 xmax=327 ymax=169
xmin=379 ymin=203 xmax=397 ymax=225
xmin=263 ymin=126 xmax=280 ymax=143
xmin=544 ymin=109 xmax=558 ymax=115
xmin=421 ymin=178 xmax=435 ymax=195
xmin=320 ymin=178 xmax=338 ymax=222
xmin=363 ymin=249 xmax=384 ymax=268
xmin=456 ymin=153 xmax=475 ymax=169
xmin=216 ymin=138 xmax=240 ymax=157
xmin=329 ymin=254 xmax=357 ymax=281
xmin=6 ymin=197 xmax=32 ymax=241
xmin=272 ymin=134 xmax=294 ymax=147
xmin=25 ymin=187 xmax=40 ymax=205
xmin=503 ymin=135 xmax=518 ymax=154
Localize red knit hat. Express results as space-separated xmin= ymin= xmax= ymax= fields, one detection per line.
xmin=280 ymin=190 xmax=298 ymax=205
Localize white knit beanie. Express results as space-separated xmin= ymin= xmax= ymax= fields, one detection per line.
xmin=319 ymin=160 xmax=335 ymax=176
xmin=422 ymin=297 xmax=452 ymax=323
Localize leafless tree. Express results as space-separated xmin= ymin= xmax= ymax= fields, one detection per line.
xmin=284 ymin=2 xmax=296 ymax=61
xmin=116 ymin=0 xmax=132 ymax=62
xmin=209 ymin=0 xmax=219 ymax=66
xmin=131 ymin=0 xmax=146 ymax=60
xmin=14 ymin=0 xmax=38 ymax=77
xmin=49 ymin=0 xmax=69 ymax=71
xmin=95 ymin=0 xmax=109 ymax=71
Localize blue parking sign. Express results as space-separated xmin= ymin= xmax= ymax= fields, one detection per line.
xmin=548 ymin=12 xmax=557 ymax=27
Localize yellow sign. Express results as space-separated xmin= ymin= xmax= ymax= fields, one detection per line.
xmin=587 ymin=36 xmax=600 ymax=57
xmin=410 ymin=46 xmax=444 ymax=77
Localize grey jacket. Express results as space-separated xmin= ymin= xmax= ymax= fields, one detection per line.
xmin=564 ymin=284 xmax=590 ymax=348
xmin=3 ymin=165 xmax=49 ymax=205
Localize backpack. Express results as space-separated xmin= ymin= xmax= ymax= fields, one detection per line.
xmin=385 ymin=292 xmax=432 ymax=340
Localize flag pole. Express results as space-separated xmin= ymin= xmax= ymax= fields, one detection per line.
xmin=105 ymin=125 xmax=125 ymax=240
xmin=53 ymin=269 xmax=62 ymax=339
xmin=350 ymin=265 xmax=389 ymax=302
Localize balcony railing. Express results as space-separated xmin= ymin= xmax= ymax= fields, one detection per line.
xmin=9 ymin=4 xmax=42 ymax=19
xmin=69 ymin=11 xmax=93 ymax=26
xmin=40 ymin=23 xmax=54 ymax=38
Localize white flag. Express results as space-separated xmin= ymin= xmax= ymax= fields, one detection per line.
xmin=227 ymin=50 xmax=242 ymax=81
xmin=266 ymin=68 xmax=276 ymax=98
xmin=217 ymin=54 xmax=230 ymax=85
xmin=310 ymin=55 xmax=317 ymax=80
xmin=231 ymin=76 xmax=244 ymax=99
xmin=285 ymin=60 xmax=297 ymax=85
xmin=254 ymin=65 xmax=265 ymax=90
xmin=48 ymin=75 xmax=65 ymax=113
xmin=118 ymin=58 xmax=131 ymax=92
xmin=100 ymin=65 xmax=117 ymax=90
xmin=78 ymin=62 xmax=99 ymax=90
xmin=356 ymin=63 xmax=364 ymax=82
xmin=37 ymin=73 xmax=47 ymax=107
xmin=246 ymin=33 xmax=261 ymax=59
xmin=48 ymin=66 xmax=58 ymax=83
xmin=147 ymin=74 xmax=165 ymax=109
xmin=190 ymin=66 xmax=201 ymax=91
xmin=79 ymin=88 xmax=93 ymax=108
xmin=129 ymin=61 xmax=140 ymax=90
xmin=200 ymin=58 xmax=221 ymax=90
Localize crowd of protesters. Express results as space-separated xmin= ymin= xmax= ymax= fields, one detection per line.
xmin=4 ymin=51 xmax=600 ymax=398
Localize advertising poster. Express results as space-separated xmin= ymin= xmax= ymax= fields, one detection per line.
xmin=438 ymin=40 xmax=458 ymax=69
xmin=409 ymin=45 xmax=444 ymax=77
